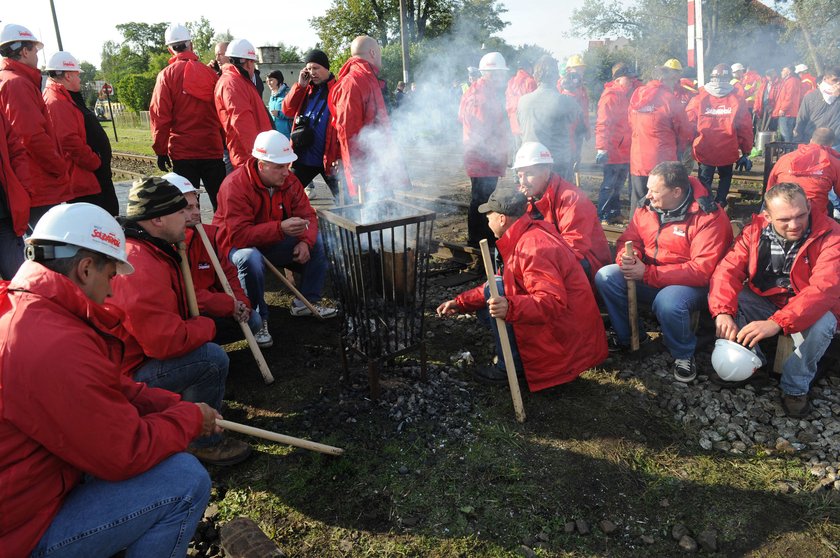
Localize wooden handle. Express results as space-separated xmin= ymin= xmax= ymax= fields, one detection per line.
xmin=262 ymin=256 xmax=325 ymax=321
xmin=624 ymin=241 xmax=640 ymax=351
xmin=194 ymin=224 xmax=274 ymax=385
xmin=217 ymin=419 xmax=344 ymax=456
xmin=479 ymin=240 xmax=526 ymax=423
xmin=177 ymin=241 xmax=200 ymax=318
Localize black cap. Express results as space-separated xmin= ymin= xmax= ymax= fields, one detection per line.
xmin=478 ymin=188 xmax=527 ymax=217
xmin=303 ymin=49 xmax=330 ymax=70
xmin=611 ymin=62 xmax=635 ymax=79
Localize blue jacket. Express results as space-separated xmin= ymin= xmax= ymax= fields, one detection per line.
xmin=269 ymin=83 xmax=292 ymax=137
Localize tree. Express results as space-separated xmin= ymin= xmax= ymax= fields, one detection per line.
xmin=774 ymin=0 xmax=840 ymax=74
xmin=100 ymin=22 xmax=169 ymax=89
xmin=114 ymin=22 xmax=168 ymax=59
xmin=273 ymin=42 xmax=303 ymax=63
xmin=79 ymin=61 xmax=99 ymax=108
xmin=185 ymin=16 xmax=216 ymax=62
xmin=117 ymin=74 xmax=156 ymax=112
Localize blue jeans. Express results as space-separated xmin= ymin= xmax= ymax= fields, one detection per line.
xmin=468 ymin=177 xmax=499 ymax=249
xmin=133 ymin=343 xmax=228 ymax=447
xmin=230 ymin=234 xmax=329 ymax=320
xmin=734 ymin=288 xmax=837 ymax=396
xmin=778 ymin=116 xmax=796 ymax=142
xmin=32 ymin=453 xmax=210 ymax=558
xmin=595 ymin=264 xmax=707 ymax=359
xmin=0 ymin=217 xmax=24 ymax=279
xmin=698 ymin=163 xmax=734 ymax=205
xmin=597 ymin=163 xmax=629 ymax=221
xmin=475 ymin=278 xmax=524 ymax=372
xmin=629 ymin=174 xmax=648 ymax=211
xmin=212 ymin=310 xmax=262 ymax=345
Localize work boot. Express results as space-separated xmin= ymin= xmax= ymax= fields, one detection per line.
xmin=781 ymin=394 xmax=810 ymax=418
xmin=472 ymin=364 xmax=508 ymax=385
xmin=189 ymin=437 xmax=252 ymax=467
xmin=254 ymin=319 xmax=273 ymax=348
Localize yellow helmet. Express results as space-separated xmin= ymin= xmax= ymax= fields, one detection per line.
xmin=566 ymin=54 xmax=586 ymax=68
xmin=663 ymin=58 xmax=683 ymax=71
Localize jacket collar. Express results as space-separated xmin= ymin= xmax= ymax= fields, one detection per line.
xmin=44 ymin=79 xmax=72 ymax=102
xmin=244 ymin=158 xmax=297 ymax=194
xmin=1 ymin=57 xmax=42 ymax=89
xmin=496 ymin=214 xmax=537 ymax=259
xmin=122 ymin=220 xmax=181 ymax=263
xmin=168 ymin=50 xmax=199 ymax=64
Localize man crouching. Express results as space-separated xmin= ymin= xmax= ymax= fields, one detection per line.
xmin=437 ymin=188 xmax=607 ymax=391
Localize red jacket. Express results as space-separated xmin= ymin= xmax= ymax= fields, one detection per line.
xmin=0 ymin=262 xmax=202 ymax=557
xmin=0 ymin=58 xmax=71 ymax=206
xmin=213 ymin=159 xmax=317 ymax=254
xmin=558 ymin=82 xmax=590 ymax=121
xmin=799 ymin=72 xmax=817 ymax=95
xmin=329 ymin=56 xmax=396 ymax=196
xmin=595 ymin=80 xmax=633 ymax=164
xmin=628 ymin=80 xmax=693 ymax=176
xmin=533 ymin=173 xmax=612 ymax=279
xmin=674 ymin=79 xmax=698 ymax=107
xmin=185 ymin=224 xmax=250 ymax=318
xmin=214 ymin=63 xmax=272 ymax=168
xmin=0 ymin=110 xmax=30 ymax=237
xmin=686 ymin=88 xmax=754 ymax=166
xmin=773 ymin=75 xmax=802 ymax=118
xmin=281 ymin=78 xmax=340 ymax=171
xmin=455 ymin=216 xmax=607 ymax=391
xmin=110 ymin=230 xmax=217 ymax=375
xmin=767 ymin=144 xmax=840 ymax=217
xmin=618 ymin=177 xmax=733 ymax=288
xmin=709 ymin=212 xmax=840 ymax=333
xmin=505 ymin=69 xmax=537 ymax=136
xmin=43 ymin=80 xmax=101 ymax=198
xmin=151 ymin=51 xmax=223 ymax=160
xmin=742 ymin=70 xmax=762 ymax=103
xmin=730 ymin=79 xmax=746 ymax=100
xmin=459 ymin=76 xmax=511 ymax=177
xmin=754 ymin=77 xmax=780 ymax=115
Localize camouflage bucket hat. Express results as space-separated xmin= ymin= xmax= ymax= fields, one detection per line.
xmin=125 ymin=177 xmax=187 ymax=221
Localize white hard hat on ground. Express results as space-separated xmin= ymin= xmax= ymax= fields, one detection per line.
xmin=513 ymin=142 xmax=554 ymax=169
xmin=44 ymin=51 xmax=81 ymax=72
xmin=161 ymin=172 xmax=201 ymax=195
xmin=0 ymin=23 xmax=43 ymax=50
xmin=226 ymin=39 xmax=257 ymax=61
xmin=165 ymin=24 xmax=191 ymax=46
xmin=731 ymin=63 xmax=746 ymax=73
xmin=794 ymin=64 xmax=808 ymax=74
xmin=479 ymin=52 xmax=508 ymax=71
xmin=711 ymin=339 xmax=763 ymax=382
xmin=27 ymin=203 xmax=134 ymax=274
xmin=252 ymin=130 xmax=297 ymax=165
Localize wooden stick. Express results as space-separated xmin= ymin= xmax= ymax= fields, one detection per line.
xmin=261 ymin=256 xmax=325 ymax=321
xmin=177 ymin=241 xmax=200 ymax=318
xmin=479 ymin=239 xmax=526 ymax=423
xmin=625 ymin=241 xmax=640 ymax=351
xmin=216 ymin=419 xmax=344 ymax=456
xmin=194 ymin=224 xmax=274 ymax=385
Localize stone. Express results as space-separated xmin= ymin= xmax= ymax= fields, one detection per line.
xmin=517 ymin=545 xmax=537 ymax=558
xmin=599 ymin=519 xmax=618 ymax=534
xmin=564 ymin=521 xmax=576 ymax=534
xmin=220 ymin=517 xmax=286 ymax=558
xmin=697 ymin=529 xmax=718 ymax=552
xmin=641 ymin=534 xmax=655 ymax=544
xmin=575 ymin=519 xmax=590 ymax=535
xmin=671 ymin=523 xmax=690 ymax=540
xmin=679 ymin=535 xmax=698 ymax=552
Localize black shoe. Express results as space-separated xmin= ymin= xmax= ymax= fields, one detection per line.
xmin=781 ymin=394 xmax=810 ymax=418
xmin=673 ymin=357 xmax=697 ymax=383
xmin=472 ymin=365 xmax=509 ymax=385
xmin=608 ymin=332 xmax=659 ymax=359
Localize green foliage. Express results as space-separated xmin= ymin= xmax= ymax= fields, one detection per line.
xmin=101 ymin=22 xmax=169 ymax=93
xmin=775 ymin=0 xmax=840 ymax=73
xmin=272 ymin=42 xmax=304 ymax=63
xmin=116 ymin=73 xmax=156 ymax=112
xmin=115 ymin=22 xmax=168 ymax=59
xmin=185 ymin=16 xmax=215 ymax=62
xmin=78 ymin=61 xmax=99 ymax=109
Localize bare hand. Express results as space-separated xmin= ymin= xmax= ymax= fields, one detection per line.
xmin=292 ymin=241 xmax=310 ymax=264
xmin=715 ymin=314 xmax=738 ymax=341
xmin=281 ymin=217 xmax=309 ymax=237
xmin=232 ymin=301 xmax=250 ymax=323
xmin=298 ymin=68 xmax=311 ymax=87
xmin=619 ymin=253 xmax=646 ymax=281
xmin=736 ymin=319 xmax=781 ymax=348
xmin=196 ymin=402 xmax=223 ymax=437
xmin=487 ymin=296 xmax=509 ymax=320
xmin=270 ymin=109 xmax=279 ymax=117
xmin=436 ymin=300 xmax=460 ymax=317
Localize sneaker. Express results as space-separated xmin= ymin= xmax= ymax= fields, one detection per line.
xmin=254 ymin=320 xmax=273 ymax=348
xmin=781 ymin=394 xmax=810 ymax=418
xmin=290 ymin=299 xmax=338 ymax=319
xmin=189 ymin=437 xmax=252 ymax=467
xmin=472 ymin=364 xmax=509 ymax=385
xmin=673 ymin=357 xmax=697 ymax=382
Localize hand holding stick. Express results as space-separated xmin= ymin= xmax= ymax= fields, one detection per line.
xmin=217 ymin=419 xmax=344 ymax=456
xmin=625 ymin=241 xmax=640 ymax=351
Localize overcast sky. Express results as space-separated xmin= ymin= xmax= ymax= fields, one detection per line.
xmin=4 ymin=1 xmax=594 ymax=68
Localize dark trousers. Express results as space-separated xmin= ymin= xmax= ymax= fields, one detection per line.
xmin=172 ymin=158 xmax=227 ymax=211
xmin=292 ymin=162 xmax=340 ymax=198
xmin=597 ymin=163 xmax=629 ymax=221
xmin=629 ymin=174 xmax=649 ymax=211
xmin=468 ymin=176 xmax=498 ymax=249
xmin=698 ymin=163 xmax=734 ymax=205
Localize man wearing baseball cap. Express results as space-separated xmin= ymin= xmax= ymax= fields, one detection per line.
xmin=111 ymin=176 xmax=251 ymax=467
xmin=437 ymin=187 xmax=607 ymax=390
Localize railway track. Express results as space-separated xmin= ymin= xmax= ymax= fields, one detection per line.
xmin=111 ymin=152 xmax=157 ymax=180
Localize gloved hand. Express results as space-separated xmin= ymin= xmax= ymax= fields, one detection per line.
xmin=595 ymin=150 xmax=608 ymax=165
xmin=157 ymin=154 xmax=172 ymax=172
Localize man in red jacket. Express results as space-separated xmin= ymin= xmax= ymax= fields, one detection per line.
xmin=686 ymin=64 xmax=754 ymax=206
xmin=111 ymin=177 xmax=251 ymax=467
xmin=0 ymin=108 xmax=30 ymax=279
xmin=795 ymin=64 xmax=817 ymax=95
xmin=596 ymin=161 xmax=733 ymax=382
xmin=709 ymin=183 xmax=840 ymax=417
xmin=595 ymin=63 xmax=636 ymax=223
xmin=505 ymin=58 xmax=536 ymax=151
xmin=437 ymin=188 xmax=607 ymax=390
xmin=0 ymin=202 xmax=214 ymax=557
xmin=151 ymin=24 xmax=226 ymax=210
xmin=774 ymin=65 xmax=802 ymax=142
xmin=754 ymin=68 xmax=780 ymax=129
xmin=0 ymin=23 xmax=70 ymax=228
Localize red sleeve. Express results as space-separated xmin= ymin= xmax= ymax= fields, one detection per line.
xmin=554 ymin=189 xmax=597 ymax=261
xmin=709 ymin=224 xmax=753 ymax=317
xmin=3 ymin=81 xmax=64 ymax=178
xmin=671 ymin=96 xmax=694 ymax=152
xmin=286 ymin=174 xmax=318 ymax=247
xmin=766 ymin=165 xmax=780 ymax=191
xmin=331 ymin=77 xmax=367 ymax=175
xmin=219 ymin=80 xmax=261 ymax=166
xmin=150 ymin=70 xmax=173 ymax=157
xmin=735 ymin=98 xmax=754 ymax=155
xmin=216 ymin=178 xmax=284 ymax=249
xmin=195 ymin=288 xmax=235 ymax=317
xmin=504 ymin=238 xmax=569 ymax=325
xmin=615 ymin=214 xmax=645 ymax=264
xmin=281 ymin=82 xmax=306 ymax=118
xmin=685 ymin=95 xmax=699 ymax=126
xmin=45 ymin=98 xmax=100 ymax=172
xmin=594 ymin=91 xmax=612 ymax=151
xmin=454 ymin=283 xmax=488 ymax=312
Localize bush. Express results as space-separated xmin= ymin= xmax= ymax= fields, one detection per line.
xmin=116 ymin=73 xmax=156 ymax=112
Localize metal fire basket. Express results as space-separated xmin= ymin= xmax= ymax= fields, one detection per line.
xmin=318 ymin=199 xmax=436 ymax=397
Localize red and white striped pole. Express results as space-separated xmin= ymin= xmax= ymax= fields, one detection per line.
xmin=687 ymin=0 xmax=696 ymax=68
xmin=689 ymin=0 xmax=706 ymax=86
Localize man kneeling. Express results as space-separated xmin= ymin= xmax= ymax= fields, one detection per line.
xmin=437 ymin=188 xmax=607 ymax=391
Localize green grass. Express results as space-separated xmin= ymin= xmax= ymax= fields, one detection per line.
xmin=102 ymin=121 xmax=154 ymax=156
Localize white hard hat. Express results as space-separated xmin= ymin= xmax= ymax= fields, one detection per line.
xmin=730 ymin=63 xmax=745 ymax=73
xmin=165 ymin=23 xmax=191 ymax=46
xmin=513 ymin=141 xmax=554 ymax=169
xmin=794 ymin=64 xmax=808 ymax=74
xmin=161 ymin=172 xmax=200 ymax=195
xmin=28 ymin=203 xmax=134 ymax=274
xmin=0 ymin=23 xmax=43 ymax=50
xmin=711 ymin=339 xmax=763 ymax=382
xmin=479 ymin=52 xmax=508 ymax=71
xmin=252 ymin=130 xmax=297 ymax=165
xmin=44 ymin=51 xmax=80 ymax=72
xmin=226 ymin=38 xmax=257 ymax=61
